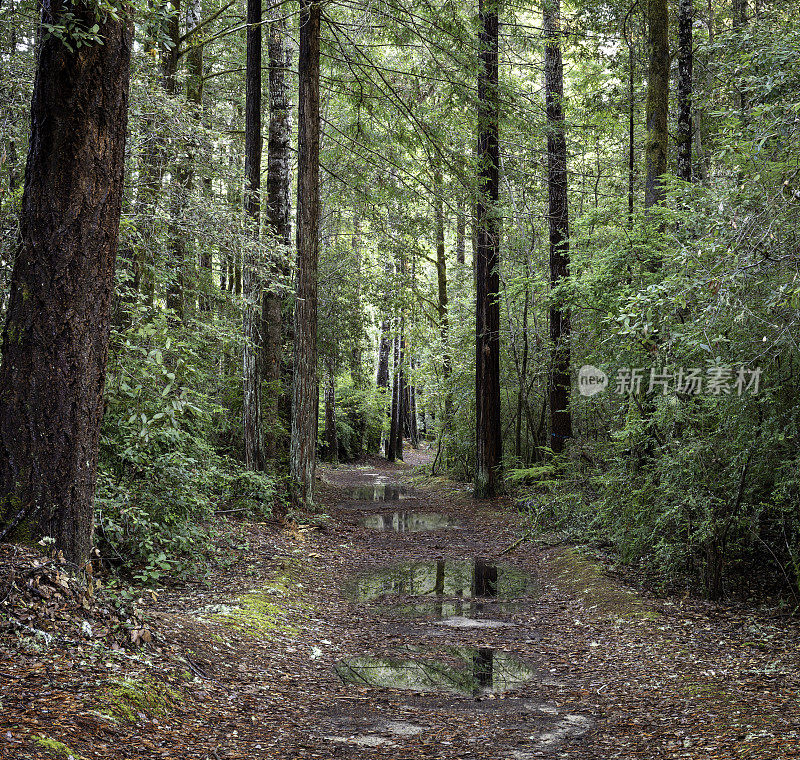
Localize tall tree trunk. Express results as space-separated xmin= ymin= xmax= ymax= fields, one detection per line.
xmin=515 ymin=274 xmax=530 ymax=461
xmin=625 ymin=11 xmax=636 ymax=224
xmin=434 ymin=164 xmax=452 ymax=432
xmin=290 ymin=0 xmax=321 ymax=507
xmin=263 ymin=0 xmax=291 ymax=463
xmin=455 ymin=191 xmax=466 ymax=265
xmin=185 ymin=0 xmax=212 ymax=311
xmin=323 ymin=361 xmax=337 ymax=464
xmin=408 ymin=356 xmax=419 ymax=448
xmin=387 ymin=331 xmax=400 ymax=462
xmin=242 ymin=0 xmax=265 ymax=471
xmin=377 ymin=319 xmax=391 ymax=390
xmin=545 ymin=0 xmax=572 ymax=454
xmin=645 ymin=0 xmax=669 ymax=209
xmin=732 ymin=0 xmax=747 ymax=113
xmin=393 ymin=327 xmax=406 ymax=461
xmin=349 ymin=212 xmax=366 ymax=456
xmin=0 ymin=2 xmax=132 ymax=564
xmin=161 ymin=0 xmax=186 ymax=317
xmin=677 ymin=0 xmax=693 ymax=183
xmin=475 ymin=0 xmax=502 ymax=497
xmin=349 ymin=211 xmax=364 ymax=388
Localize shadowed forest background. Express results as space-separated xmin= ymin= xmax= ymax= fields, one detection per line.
xmin=1 ymin=0 xmax=799 ymax=605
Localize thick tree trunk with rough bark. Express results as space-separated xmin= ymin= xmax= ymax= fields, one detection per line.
xmin=645 ymin=0 xmax=669 ymax=208
xmin=0 ymin=1 xmax=132 ymax=564
xmin=263 ymin=1 xmax=291 ymax=463
xmin=475 ymin=0 xmax=502 ymax=497
xmin=242 ymin=0 xmax=265 ymax=471
xmin=545 ymin=0 xmax=572 ymax=454
xmin=290 ymin=0 xmax=321 ymax=507
xmin=677 ymin=0 xmax=693 ymax=183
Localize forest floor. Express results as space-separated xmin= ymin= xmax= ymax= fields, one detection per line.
xmin=2 ymin=445 xmax=800 ymax=759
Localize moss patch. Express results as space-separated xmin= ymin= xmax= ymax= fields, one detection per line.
xmin=97 ymin=676 xmax=182 ymax=722
xmin=33 ymin=736 xmax=85 ymax=759
xmin=543 ymin=546 xmax=657 ymax=619
xmin=210 ymin=558 xmax=308 ymax=637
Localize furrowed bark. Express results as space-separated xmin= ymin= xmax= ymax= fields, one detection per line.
xmin=242 ymin=0 xmax=265 ymax=471
xmin=475 ymin=0 xmax=502 ymax=497
xmin=544 ymin=0 xmax=572 ymax=454
xmin=0 ymin=1 xmax=132 ymax=564
xmin=290 ymin=0 xmax=321 ymax=507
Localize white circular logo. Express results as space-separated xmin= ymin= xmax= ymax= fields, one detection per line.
xmin=578 ymin=365 xmax=608 ymax=397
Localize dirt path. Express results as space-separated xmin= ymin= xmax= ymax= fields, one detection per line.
xmin=3 ymin=452 xmax=800 ymax=759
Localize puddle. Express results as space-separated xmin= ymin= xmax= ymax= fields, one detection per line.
xmin=349 ymin=558 xmax=539 ymax=614
xmin=347 ymin=483 xmax=418 ymax=501
xmin=334 ymin=646 xmax=536 ymax=696
xmin=360 ymin=512 xmax=461 ymax=532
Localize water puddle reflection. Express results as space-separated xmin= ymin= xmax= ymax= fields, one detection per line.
xmin=347 ymin=484 xmax=417 ymax=501
xmin=360 ymin=512 xmax=461 ymax=532
xmin=350 ymin=558 xmax=539 ymax=616
xmin=335 ymin=646 xmax=536 ymax=695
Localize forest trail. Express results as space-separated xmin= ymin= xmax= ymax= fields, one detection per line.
xmin=3 ymin=450 xmax=800 ymax=759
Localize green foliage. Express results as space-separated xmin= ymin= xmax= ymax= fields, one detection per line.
xmin=96 ymin=306 xmax=274 ymax=584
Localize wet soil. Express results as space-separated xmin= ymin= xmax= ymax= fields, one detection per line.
xmin=3 ymin=445 xmax=800 ymax=759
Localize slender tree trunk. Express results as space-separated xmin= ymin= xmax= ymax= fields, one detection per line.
xmin=377 ymin=320 xmax=391 ymax=390
xmin=263 ymin=0 xmax=291 ymax=463
xmin=475 ymin=0 xmax=502 ymax=497
xmin=0 ymin=1 xmax=132 ymax=564
xmin=349 ymin=212 xmax=366 ymax=456
xmin=515 ymin=275 xmax=530 ymax=461
xmin=185 ymin=0 xmax=212 ymax=311
xmin=349 ymin=211 xmax=364 ymax=388
xmin=677 ymin=0 xmax=693 ymax=183
xmin=290 ymin=0 xmax=321 ymax=507
xmin=242 ymin=0 xmax=265 ymax=471
xmin=408 ymin=357 xmax=419 ymax=448
xmin=455 ymin=191 xmax=466 ymax=265
xmin=324 ymin=361 xmax=337 ymax=464
xmin=434 ymin=164 xmax=453 ymax=432
xmin=394 ymin=328 xmax=406 ymax=461
xmin=545 ymin=0 xmax=572 ymax=454
xmin=387 ymin=332 xmax=400 ymax=462
xmin=645 ymin=0 xmax=669 ymax=209
xmin=625 ymin=14 xmax=636 ymax=224
xmin=732 ymin=0 xmax=747 ymax=113
xmin=161 ymin=0 xmax=186 ymax=317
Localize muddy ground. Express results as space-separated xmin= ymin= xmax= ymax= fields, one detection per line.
xmin=2 ymin=449 xmax=800 ymax=759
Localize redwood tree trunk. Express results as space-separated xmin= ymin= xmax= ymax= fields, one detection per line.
xmin=290 ymin=0 xmax=321 ymax=507
xmin=645 ymin=0 xmax=669 ymax=208
xmin=677 ymin=0 xmax=693 ymax=183
xmin=263 ymin=0 xmax=292 ymax=463
xmin=475 ymin=0 xmax=502 ymax=497
xmin=0 ymin=1 xmax=132 ymax=564
xmin=545 ymin=0 xmax=572 ymax=454
xmin=242 ymin=0 xmax=265 ymax=471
